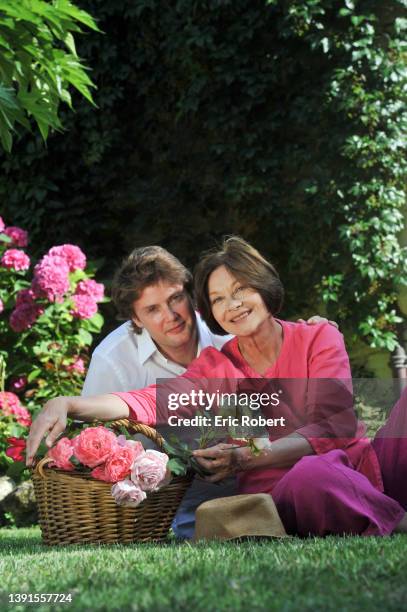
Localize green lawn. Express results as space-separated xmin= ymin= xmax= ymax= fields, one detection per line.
xmin=0 ymin=527 xmax=406 ymax=612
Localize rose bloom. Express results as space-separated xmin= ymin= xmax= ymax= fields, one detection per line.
xmin=48 ymin=437 xmax=75 ymax=471
xmin=1 ymin=249 xmax=30 ymax=271
xmin=131 ymin=449 xmax=169 ymax=492
xmin=6 ymin=437 xmax=26 ymax=462
xmin=92 ymin=442 xmax=144 ymax=483
xmin=71 ymin=294 xmax=98 ymax=319
xmin=111 ymin=479 xmax=147 ymax=508
xmin=73 ymin=426 xmax=118 ymax=468
xmin=4 ymin=226 xmax=28 ymax=247
xmin=48 ymin=244 xmax=86 ymax=272
xmin=32 ymin=254 xmax=70 ymax=302
xmin=75 ymin=279 xmax=104 ymax=302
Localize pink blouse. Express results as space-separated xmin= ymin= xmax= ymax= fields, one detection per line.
xmin=115 ymin=320 xmax=383 ymax=493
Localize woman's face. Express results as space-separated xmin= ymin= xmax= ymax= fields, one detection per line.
xmin=207 ymin=265 xmax=271 ymax=336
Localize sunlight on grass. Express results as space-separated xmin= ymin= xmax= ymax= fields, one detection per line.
xmin=1 ymin=528 xmax=406 ymax=611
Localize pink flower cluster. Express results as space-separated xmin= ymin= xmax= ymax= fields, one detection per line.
xmin=3 ymin=226 xmax=28 ymax=247
xmin=0 ymin=391 xmax=32 ymax=427
xmin=47 ymin=426 xmax=170 ymax=508
xmin=0 ymin=216 xmax=5 ymax=233
xmin=71 ymin=279 xmax=104 ymax=320
xmin=31 ymin=245 xmax=87 ymax=303
xmin=10 ymin=289 xmax=44 ymax=332
xmin=1 ymin=249 xmax=30 ymax=271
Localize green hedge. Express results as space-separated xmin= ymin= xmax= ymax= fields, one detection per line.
xmin=1 ymin=0 xmax=406 ymax=357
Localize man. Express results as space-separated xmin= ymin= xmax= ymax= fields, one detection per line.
xmin=81 ymin=246 xmax=230 ymax=396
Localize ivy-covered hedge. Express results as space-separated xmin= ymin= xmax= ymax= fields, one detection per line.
xmin=1 ymin=0 xmax=406 ymax=360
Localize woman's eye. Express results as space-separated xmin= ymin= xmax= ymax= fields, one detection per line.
xmin=147 ymin=306 xmax=158 ymax=314
xmin=211 ymin=297 xmax=223 ymax=305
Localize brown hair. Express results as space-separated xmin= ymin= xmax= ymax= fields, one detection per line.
xmin=112 ymin=246 xmax=193 ymax=334
xmin=194 ymin=236 xmax=284 ymax=335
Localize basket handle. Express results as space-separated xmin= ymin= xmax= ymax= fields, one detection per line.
xmin=33 ymin=456 xmax=55 ymax=478
xmin=107 ymin=419 xmax=164 ymax=448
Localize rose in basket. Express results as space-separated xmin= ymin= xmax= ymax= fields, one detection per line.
xmin=46 ymin=426 xmax=171 ymax=508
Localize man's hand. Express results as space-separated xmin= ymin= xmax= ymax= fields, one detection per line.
xmin=192 ymin=443 xmax=245 ymax=483
xmin=26 ymin=396 xmax=71 ymax=466
xmin=298 ymin=315 xmax=339 ymax=329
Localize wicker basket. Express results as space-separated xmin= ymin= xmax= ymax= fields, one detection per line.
xmin=32 ymin=420 xmax=192 ymax=545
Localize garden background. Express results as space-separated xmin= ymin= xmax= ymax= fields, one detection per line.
xmin=0 ymin=1 xmax=406 ymax=610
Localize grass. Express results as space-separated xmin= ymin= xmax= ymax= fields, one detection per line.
xmin=0 ymin=528 xmax=406 ymax=611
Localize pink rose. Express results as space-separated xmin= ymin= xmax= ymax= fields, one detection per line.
xmin=48 ymin=437 xmax=75 ymax=471
xmin=91 ymin=441 xmax=144 ymax=482
xmin=9 ymin=302 xmax=44 ymax=332
xmin=71 ymin=294 xmax=98 ymax=319
xmin=48 ymin=245 xmax=86 ymax=272
xmin=105 ymin=443 xmax=144 ymax=482
xmin=72 ymin=426 xmax=118 ymax=468
xmin=131 ymin=449 xmax=169 ymax=492
xmin=0 ymin=216 xmax=5 ymax=232
xmin=3 ymin=226 xmax=28 ymax=247
xmin=111 ymin=479 xmax=147 ymax=508
xmin=75 ymin=279 xmax=104 ymax=302
xmin=1 ymin=249 xmax=30 ymax=271
xmin=32 ymin=254 xmax=70 ymax=302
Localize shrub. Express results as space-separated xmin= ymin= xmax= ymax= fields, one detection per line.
xmin=0 ymin=215 xmax=107 ymax=480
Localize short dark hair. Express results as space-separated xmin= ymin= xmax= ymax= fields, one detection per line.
xmin=194 ymin=236 xmax=284 ymax=335
xmin=112 ymin=246 xmax=193 ymax=334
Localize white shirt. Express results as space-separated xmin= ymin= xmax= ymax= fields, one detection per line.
xmin=81 ymin=313 xmax=230 ymax=395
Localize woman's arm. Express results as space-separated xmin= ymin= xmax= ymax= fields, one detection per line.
xmin=25 ymin=394 xmax=129 ymax=466
xmin=193 ymin=433 xmax=314 ymax=482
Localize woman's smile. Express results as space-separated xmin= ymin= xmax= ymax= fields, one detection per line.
xmin=229 ymin=309 xmax=251 ymax=324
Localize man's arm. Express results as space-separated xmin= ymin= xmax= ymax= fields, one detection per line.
xmin=25 ymin=393 xmax=129 ymax=466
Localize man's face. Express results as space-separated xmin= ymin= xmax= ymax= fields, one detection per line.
xmin=132 ymin=281 xmax=196 ymax=353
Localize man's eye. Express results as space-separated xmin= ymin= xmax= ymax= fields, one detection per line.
xmin=172 ymin=293 xmax=184 ymax=302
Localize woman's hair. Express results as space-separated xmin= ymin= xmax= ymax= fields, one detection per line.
xmin=112 ymin=246 xmax=193 ymax=334
xmin=194 ymin=236 xmax=284 ymax=335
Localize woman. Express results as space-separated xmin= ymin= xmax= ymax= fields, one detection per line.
xmin=26 ymin=237 xmax=407 ymax=536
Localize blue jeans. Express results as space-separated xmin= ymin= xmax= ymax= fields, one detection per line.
xmin=171 ymin=477 xmax=237 ymax=539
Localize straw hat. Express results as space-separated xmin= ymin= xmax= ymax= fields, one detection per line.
xmin=194 ymin=493 xmax=287 ymax=541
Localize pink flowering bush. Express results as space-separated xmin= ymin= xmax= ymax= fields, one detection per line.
xmin=43 ymin=424 xmax=173 ymax=510
xmin=0 ymin=217 xmax=108 ymax=483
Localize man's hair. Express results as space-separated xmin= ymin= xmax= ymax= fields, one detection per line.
xmin=194 ymin=236 xmax=284 ymax=335
xmin=112 ymin=246 xmax=193 ymax=334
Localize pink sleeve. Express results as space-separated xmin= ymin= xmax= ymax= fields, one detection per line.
xmin=297 ymin=324 xmax=356 ymax=455
xmin=112 ymin=347 xmax=241 ymax=425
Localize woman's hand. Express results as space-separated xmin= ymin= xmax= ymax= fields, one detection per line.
xmin=192 ymin=443 xmax=248 ymax=483
xmin=25 ymin=396 xmax=71 ymax=466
